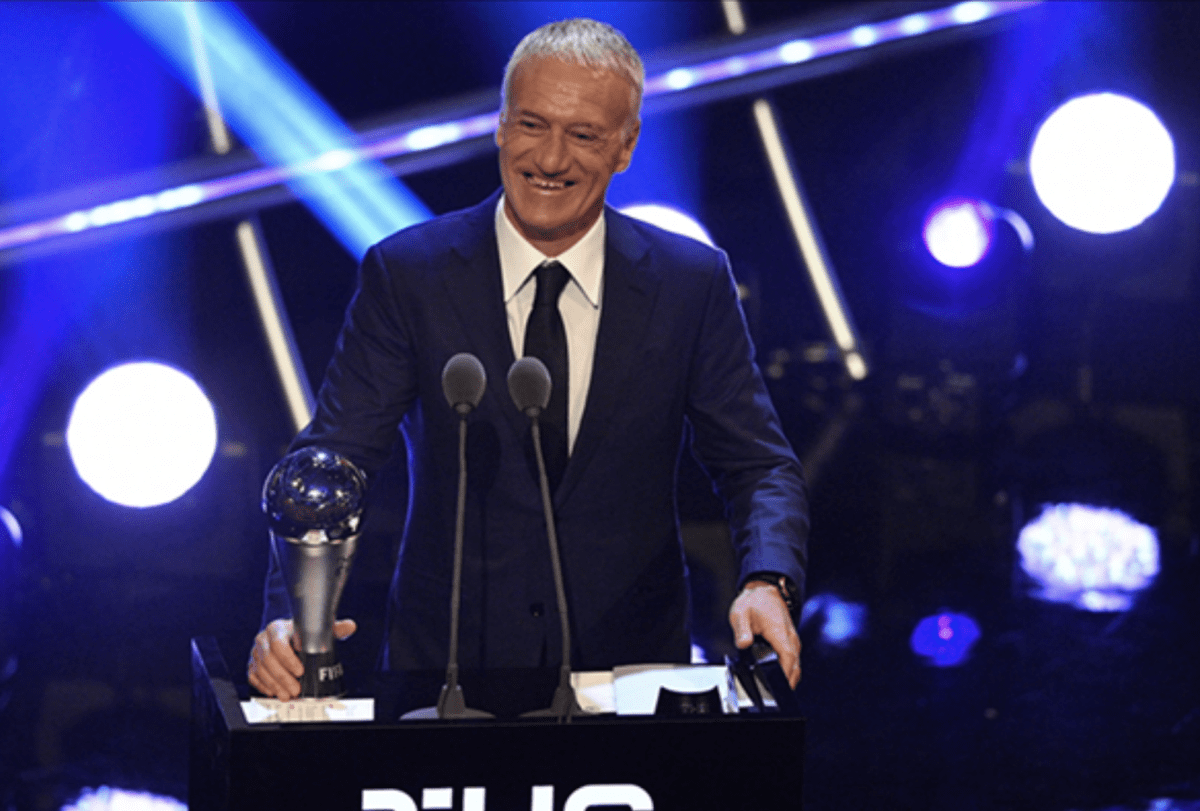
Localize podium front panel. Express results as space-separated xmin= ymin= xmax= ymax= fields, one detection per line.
xmin=191 ymin=638 xmax=804 ymax=810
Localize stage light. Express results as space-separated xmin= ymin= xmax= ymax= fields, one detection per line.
xmin=665 ymin=68 xmax=698 ymax=90
xmin=923 ymin=198 xmax=995 ymax=268
xmin=403 ymin=122 xmax=466 ymax=152
xmin=951 ymin=2 xmax=991 ymax=25
xmin=66 ymin=362 xmax=218 ymax=509
xmin=753 ymin=99 xmax=869 ymax=380
xmin=800 ymin=594 xmax=867 ymax=647
xmin=61 ymin=786 xmax=185 ymax=811
xmin=850 ymin=25 xmax=879 ymax=47
xmin=619 ymin=204 xmax=716 ymax=248
xmin=1 ymin=3 xmax=1045 ymax=257
xmin=1017 ymin=503 xmax=1159 ymax=612
xmin=114 ymin=1 xmax=431 ymax=257
xmin=779 ymin=39 xmax=815 ymax=64
xmin=899 ymin=13 xmax=932 ymax=35
xmin=0 ymin=506 xmax=20 ymax=549
xmin=910 ymin=612 xmax=980 ymax=667
xmin=1029 ymin=92 xmax=1175 ymax=235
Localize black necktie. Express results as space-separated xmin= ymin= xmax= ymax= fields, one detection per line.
xmin=523 ymin=261 xmax=570 ymax=490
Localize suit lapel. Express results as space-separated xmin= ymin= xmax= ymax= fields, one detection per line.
xmin=441 ymin=192 xmax=525 ymax=436
xmin=557 ymin=208 xmax=658 ymax=505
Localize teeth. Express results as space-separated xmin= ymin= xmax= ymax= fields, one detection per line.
xmin=526 ymin=175 xmax=569 ymax=190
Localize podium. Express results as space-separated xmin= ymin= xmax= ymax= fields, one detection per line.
xmin=190 ymin=637 xmax=805 ymax=810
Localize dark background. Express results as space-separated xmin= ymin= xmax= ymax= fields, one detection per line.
xmin=1 ymin=2 xmax=1198 ymax=809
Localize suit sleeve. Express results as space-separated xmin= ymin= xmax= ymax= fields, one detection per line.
xmin=261 ymin=243 xmax=418 ymax=629
xmin=684 ymin=251 xmax=809 ymax=600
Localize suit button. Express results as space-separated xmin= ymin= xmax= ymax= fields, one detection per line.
xmin=529 ymin=602 xmax=544 ymax=617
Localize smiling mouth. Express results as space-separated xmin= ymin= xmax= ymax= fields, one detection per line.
xmin=524 ymin=173 xmax=575 ymax=191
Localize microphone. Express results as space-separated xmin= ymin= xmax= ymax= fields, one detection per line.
xmin=507 ymin=357 xmax=586 ymax=722
xmin=442 ymin=352 xmax=486 ymax=415
xmin=507 ymin=355 xmax=551 ymax=417
xmin=402 ymin=353 xmax=493 ymax=721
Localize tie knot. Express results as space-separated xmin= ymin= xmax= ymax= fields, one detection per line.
xmin=534 ymin=261 xmax=570 ymax=306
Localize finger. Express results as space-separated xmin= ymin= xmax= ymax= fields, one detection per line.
xmin=249 ymin=656 xmax=291 ymax=700
xmin=256 ymin=630 xmax=303 ymax=695
xmin=728 ymin=604 xmax=755 ymax=648
xmin=334 ymin=618 xmax=357 ymax=640
xmin=250 ymin=637 xmax=300 ymax=699
xmin=265 ymin=624 xmax=305 ymax=678
xmin=771 ymin=631 xmax=802 ymax=689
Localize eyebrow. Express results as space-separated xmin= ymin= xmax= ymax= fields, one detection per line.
xmin=511 ymin=109 xmax=610 ymax=132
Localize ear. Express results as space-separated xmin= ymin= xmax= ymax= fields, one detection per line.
xmin=614 ymin=119 xmax=640 ymax=174
xmin=495 ymin=114 xmax=507 ymax=149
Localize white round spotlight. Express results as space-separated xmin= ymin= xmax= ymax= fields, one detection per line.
xmin=66 ymin=362 xmax=218 ymax=509
xmin=923 ymin=198 xmax=994 ymax=268
xmin=1029 ymin=92 xmax=1175 ymax=234
xmin=619 ymin=204 xmax=715 ymax=247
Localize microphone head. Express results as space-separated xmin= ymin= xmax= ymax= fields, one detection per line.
xmin=442 ymin=353 xmax=486 ymax=415
xmin=507 ymin=356 xmax=552 ymax=417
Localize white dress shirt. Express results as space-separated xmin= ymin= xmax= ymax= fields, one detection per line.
xmin=495 ymin=196 xmax=604 ymax=453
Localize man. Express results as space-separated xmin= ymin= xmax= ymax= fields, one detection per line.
xmin=249 ymin=18 xmax=808 ymax=701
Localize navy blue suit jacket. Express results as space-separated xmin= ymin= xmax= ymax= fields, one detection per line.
xmin=264 ymin=191 xmax=808 ymax=671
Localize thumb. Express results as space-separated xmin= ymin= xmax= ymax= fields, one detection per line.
xmin=333 ymin=618 xmax=357 ymax=640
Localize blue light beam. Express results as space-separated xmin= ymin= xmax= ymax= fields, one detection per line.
xmin=111 ymin=1 xmax=431 ymax=258
xmin=2 ymin=2 xmax=1041 ymax=256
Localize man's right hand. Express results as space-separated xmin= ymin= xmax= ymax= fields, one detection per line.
xmin=247 ymin=617 xmax=357 ymax=700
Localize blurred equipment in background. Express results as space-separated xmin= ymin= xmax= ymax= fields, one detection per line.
xmin=909 ymin=611 xmax=981 ymax=667
xmin=1017 ymin=502 xmax=1159 ymax=612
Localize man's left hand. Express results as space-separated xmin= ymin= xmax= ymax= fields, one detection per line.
xmin=729 ymin=582 xmax=802 ymax=688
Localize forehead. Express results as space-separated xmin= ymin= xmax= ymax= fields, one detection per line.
xmin=508 ymin=57 xmax=633 ymax=124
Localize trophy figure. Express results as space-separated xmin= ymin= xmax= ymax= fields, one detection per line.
xmin=262 ymin=446 xmax=367 ymax=698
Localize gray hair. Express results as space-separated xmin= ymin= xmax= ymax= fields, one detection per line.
xmin=501 ymin=18 xmax=645 ymax=125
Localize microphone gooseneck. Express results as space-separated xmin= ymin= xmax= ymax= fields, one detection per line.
xmin=442 ymin=352 xmax=487 ymax=415
xmin=508 ymin=357 xmax=584 ymax=722
xmin=402 ymin=353 xmax=493 ymax=720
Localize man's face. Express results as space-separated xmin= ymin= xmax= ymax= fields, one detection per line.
xmin=497 ymin=56 xmax=639 ymax=256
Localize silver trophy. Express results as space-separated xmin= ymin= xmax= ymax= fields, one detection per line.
xmin=262 ymin=446 xmax=367 ymax=698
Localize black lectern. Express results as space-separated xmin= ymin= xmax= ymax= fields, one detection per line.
xmin=190 ymin=637 xmax=804 ymax=810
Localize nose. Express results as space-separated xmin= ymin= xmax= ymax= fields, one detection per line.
xmin=533 ymin=130 xmax=570 ymax=175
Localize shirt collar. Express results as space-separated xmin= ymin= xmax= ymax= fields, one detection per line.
xmin=496 ymin=194 xmax=605 ymax=307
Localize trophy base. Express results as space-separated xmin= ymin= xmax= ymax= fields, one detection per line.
xmin=300 ymin=650 xmax=345 ymax=698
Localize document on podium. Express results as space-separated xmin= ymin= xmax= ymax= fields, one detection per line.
xmin=241 ymin=697 xmax=375 ymax=724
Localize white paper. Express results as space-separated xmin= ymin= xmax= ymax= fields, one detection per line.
xmin=570 ymin=670 xmax=616 ymax=714
xmin=611 ymin=664 xmax=737 ymax=715
xmin=241 ymin=696 xmax=375 ymax=724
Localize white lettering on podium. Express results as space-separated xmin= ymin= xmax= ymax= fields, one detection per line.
xmin=362 ymin=788 xmax=417 ymax=811
xmin=531 ymin=785 xmax=553 ymax=811
xmin=422 ymin=787 xmax=452 ymax=809
xmin=564 ymin=784 xmax=654 ymax=810
xmin=463 ymin=787 xmax=486 ymax=811
xmin=362 ymin=784 xmax=653 ymax=810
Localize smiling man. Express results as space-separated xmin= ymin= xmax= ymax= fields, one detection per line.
xmin=250 ymin=18 xmax=809 ymax=704
xmin=496 ymin=54 xmax=638 ymax=255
